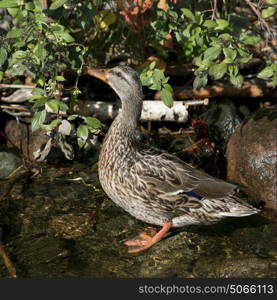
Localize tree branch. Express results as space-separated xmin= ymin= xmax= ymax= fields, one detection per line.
xmin=244 ymin=0 xmax=273 ymax=36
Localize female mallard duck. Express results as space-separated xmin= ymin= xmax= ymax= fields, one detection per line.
xmin=87 ymin=65 xmax=259 ymax=253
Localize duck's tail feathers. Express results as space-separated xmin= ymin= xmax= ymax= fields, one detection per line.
xmin=219 ymin=195 xmax=260 ymax=217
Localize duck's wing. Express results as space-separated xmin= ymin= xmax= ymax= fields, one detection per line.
xmin=135 ymin=148 xmax=238 ymax=203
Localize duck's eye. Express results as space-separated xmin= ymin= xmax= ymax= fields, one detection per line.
xmin=116 ymin=72 xmax=123 ymax=79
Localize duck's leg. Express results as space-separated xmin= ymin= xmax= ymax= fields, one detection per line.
xmin=124 ymin=222 xmax=172 ymax=253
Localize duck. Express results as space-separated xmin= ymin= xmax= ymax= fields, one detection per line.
xmin=87 ymin=65 xmax=259 ymax=253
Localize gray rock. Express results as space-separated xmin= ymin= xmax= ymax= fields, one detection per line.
xmin=227 ymin=108 xmax=277 ymax=210
xmin=0 ymin=149 xmax=22 ymax=179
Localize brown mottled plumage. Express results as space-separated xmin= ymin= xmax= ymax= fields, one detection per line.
xmin=87 ymin=65 xmax=259 ymax=253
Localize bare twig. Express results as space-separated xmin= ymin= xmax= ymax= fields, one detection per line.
xmin=0 ymin=245 xmax=17 ymax=278
xmin=183 ymin=138 xmax=206 ymax=152
xmin=2 ymin=109 xmax=31 ymax=117
xmin=211 ymin=0 xmax=218 ymax=20
xmin=0 ymin=104 xmax=30 ymax=112
xmin=0 ymin=84 xmax=35 ymax=89
xmin=245 ymin=0 xmax=273 ymax=36
xmin=184 ymin=99 xmax=209 ymax=106
xmin=0 ymin=228 xmax=17 ymax=278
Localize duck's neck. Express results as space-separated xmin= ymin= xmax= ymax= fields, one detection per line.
xmin=118 ymin=93 xmax=142 ymax=128
xmin=104 ymin=92 xmax=142 ymax=145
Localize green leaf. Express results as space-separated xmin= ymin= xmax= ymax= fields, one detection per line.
xmin=193 ymin=74 xmax=208 ymax=89
xmin=40 ymin=119 xmax=61 ymax=132
xmin=33 ymin=97 xmax=48 ymax=108
xmin=58 ymin=101 xmax=69 ymax=111
xmin=56 ymin=32 xmax=75 ymax=43
xmin=194 ymin=56 xmax=202 ymax=67
xmin=6 ymin=7 xmax=19 ymax=16
xmin=261 ymin=7 xmax=276 ymax=18
xmin=175 ymin=32 xmax=182 ymax=43
xmin=266 ymin=0 xmax=277 ymax=4
xmin=237 ymin=48 xmax=250 ymax=58
xmin=219 ymin=33 xmax=232 ymax=41
xmin=182 ymin=23 xmax=192 ymax=38
xmin=31 ymin=110 xmax=46 ymax=132
xmin=50 ymin=0 xmax=69 ymax=10
xmin=203 ymin=20 xmax=217 ymax=28
xmin=34 ymin=0 xmax=44 ymax=11
xmin=47 ymin=100 xmax=60 ymax=113
xmin=149 ymin=61 xmax=156 ymax=70
xmin=239 ymin=56 xmax=252 ymax=64
xmin=215 ymin=19 xmax=229 ymax=30
xmin=230 ymin=74 xmax=243 ymax=86
xmin=30 ymin=94 xmax=46 ymax=100
xmin=0 ymin=48 xmax=7 ymax=67
xmin=223 ymin=48 xmax=237 ymax=61
xmin=77 ymin=124 xmax=89 ymax=141
xmin=272 ymin=74 xmax=277 ymax=88
xmin=242 ymin=35 xmax=261 ymax=46
xmin=181 ymin=8 xmax=195 ymax=21
xmin=77 ymin=138 xmax=86 ymax=148
xmin=67 ymin=115 xmax=77 ymax=121
xmin=55 ymin=75 xmax=66 ymax=81
xmin=32 ymin=88 xmax=45 ymax=96
xmin=257 ymin=67 xmax=274 ymax=78
xmin=34 ymin=44 xmax=47 ymax=60
xmin=228 ymin=65 xmax=239 ymax=76
xmin=152 ymin=69 xmax=164 ymax=81
xmin=51 ymin=24 xmax=64 ymax=32
xmin=271 ymin=64 xmax=277 ymax=71
xmin=140 ymin=72 xmax=152 ymax=86
xmin=208 ymin=63 xmax=227 ymax=80
xmin=7 ymin=28 xmax=23 ymax=38
xmin=49 ymin=119 xmax=61 ymax=130
xmin=85 ymin=117 xmax=102 ymax=129
xmin=0 ymin=0 xmax=19 ymax=8
xmin=161 ymin=88 xmax=173 ymax=108
xmin=149 ymin=69 xmax=164 ymax=90
xmin=25 ymin=2 xmax=35 ymax=10
xmin=204 ymin=47 xmax=221 ymax=61
xmin=163 ymin=83 xmax=173 ymax=93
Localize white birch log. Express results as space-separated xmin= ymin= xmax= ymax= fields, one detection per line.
xmin=1 ymin=98 xmax=208 ymax=122
xmin=78 ymin=99 xmax=208 ymax=122
xmin=1 ymin=88 xmax=33 ymax=103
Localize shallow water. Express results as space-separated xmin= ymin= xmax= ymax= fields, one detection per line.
xmin=0 ymin=163 xmax=276 ymax=278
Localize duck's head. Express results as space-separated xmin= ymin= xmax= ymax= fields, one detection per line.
xmin=87 ymin=65 xmax=143 ymax=102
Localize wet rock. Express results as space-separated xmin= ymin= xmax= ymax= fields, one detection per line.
xmin=201 ymin=99 xmax=247 ymax=148
xmin=5 ymin=120 xmax=50 ymax=161
xmin=194 ymin=255 xmax=277 ymax=277
xmin=0 ymin=148 xmax=22 ymax=179
xmin=227 ymin=108 xmax=277 ymax=210
xmin=193 ymin=223 xmax=277 ymax=277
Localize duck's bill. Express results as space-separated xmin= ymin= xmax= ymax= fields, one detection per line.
xmin=86 ymin=67 xmax=109 ymax=83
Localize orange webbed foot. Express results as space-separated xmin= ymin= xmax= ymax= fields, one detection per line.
xmin=124 ymin=222 xmax=172 ymax=253
xmin=124 ymin=232 xmax=155 ymax=253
